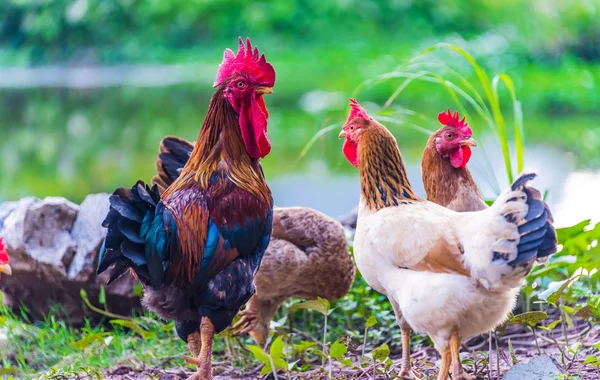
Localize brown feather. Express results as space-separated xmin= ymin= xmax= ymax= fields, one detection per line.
xmin=357 ymin=118 xmax=420 ymax=210
xmin=408 ymin=238 xmax=471 ymax=276
xmin=160 ymin=88 xmax=271 ymax=284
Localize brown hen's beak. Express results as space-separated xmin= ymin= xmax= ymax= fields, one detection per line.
xmin=255 ymin=86 xmax=273 ymax=95
xmin=339 ymin=131 xmax=346 ymax=139
xmin=0 ymin=263 xmax=11 ymax=276
xmin=461 ymin=137 xmax=477 ymax=147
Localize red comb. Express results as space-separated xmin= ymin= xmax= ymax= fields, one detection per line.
xmin=213 ymin=37 xmax=276 ymax=88
xmin=0 ymin=237 xmax=8 ymax=264
xmin=347 ymin=99 xmax=370 ymax=123
xmin=438 ymin=109 xmax=472 ymax=135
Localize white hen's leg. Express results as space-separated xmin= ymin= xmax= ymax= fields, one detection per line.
xmin=436 ymin=349 xmax=451 ymax=380
xmin=449 ymin=331 xmax=474 ymax=380
xmin=391 ymin=299 xmax=422 ymax=379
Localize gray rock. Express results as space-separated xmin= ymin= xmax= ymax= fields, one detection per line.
xmin=503 ymin=355 xmax=564 ymax=380
xmin=0 ymin=194 xmax=141 ymax=325
xmin=3 ymin=197 xmax=79 ymax=277
xmin=68 ymin=193 xmax=110 ymax=282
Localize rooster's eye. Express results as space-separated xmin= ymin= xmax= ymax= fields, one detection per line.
xmin=237 ymin=81 xmax=245 ymax=88
xmin=445 ymin=132 xmax=454 ymax=139
xmin=350 ymin=125 xmax=355 ymax=131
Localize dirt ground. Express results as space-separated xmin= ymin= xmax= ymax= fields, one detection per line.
xmin=105 ymin=324 xmax=600 ymax=380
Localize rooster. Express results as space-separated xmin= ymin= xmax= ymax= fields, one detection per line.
xmin=339 ymin=99 xmax=557 ymax=380
xmin=97 ymin=38 xmax=276 ymax=380
xmin=152 ymin=136 xmax=356 ymax=347
xmin=0 ymin=238 xmax=11 ymax=278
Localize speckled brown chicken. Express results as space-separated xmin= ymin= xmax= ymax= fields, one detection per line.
xmin=152 ymin=136 xmax=356 ymax=346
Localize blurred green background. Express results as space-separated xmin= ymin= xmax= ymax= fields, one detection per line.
xmin=0 ymin=0 xmax=598 ymax=224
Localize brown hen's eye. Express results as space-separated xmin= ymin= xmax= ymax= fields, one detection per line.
xmin=237 ymin=81 xmax=245 ymax=88
xmin=350 ymin=125 xmax=355 ymax=131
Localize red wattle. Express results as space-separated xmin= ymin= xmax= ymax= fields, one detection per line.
xmin=461 ymin=146 xmax=472 ymax=169
xmin=343 ymin=139 xmax=359 ymax=167
xmin=238 ymin=94 xmax=271 ymax=159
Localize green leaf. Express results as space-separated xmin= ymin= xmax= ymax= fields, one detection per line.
xmin=288 ymin=360 xmax=300 ymax=371
xmin=71 ymin=332 xmax=111 ymax=350
xmin=370 ymin=343 xmax=390 ymax=362
xmin=508 ymin=339 xmax=518 ymax=365
xmin=575 ymin=304 xmax=598 ymax=319
xmin=539 ymin=319 xmax=562 ymax=331
xmin=292 ymin=297 xmax=330 ymax=316
xmin=273 ymin=358 xmax=287 ymax=371
xmin=507 ymin=311 xmax=548 ymax=327
xmin=313 ymin=349 xmax=328 ymax=359
xmin=365 ymin=315 xmax=377 ymax=329
xmin=110 ymin=319 xmax=155 ymax=339
xmin=259 ymin=366 xmax=271 ymax=377
xmin=583 ymin=355 xmax=599 ymax=365
xmin=567 ymin=342 xmax=581 ymax=355
xmin=247 ymin=345 xmax=270 ymax=366
xmin=330 ymin=340 xmax=347 ymax=359
xmin=0 ymin=366 xmax=18 ymax=375
xmin=293 ymin=340 xmax=318 ymax=354
xmin=538 ymin=275 xmax=580 ymax=306
xmin=269 ymin=336 xmax=285 ymax=360
xmin=339 ymin=357 xmax=353 ymax=367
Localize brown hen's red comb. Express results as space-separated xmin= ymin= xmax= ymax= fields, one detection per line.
xmin=438 ymin=109 xmax=472 ymax=135
xmin=347 ymin=99 xmax=370 ymax=123
xmin=213 ymin=37 xmax=276 ymax=88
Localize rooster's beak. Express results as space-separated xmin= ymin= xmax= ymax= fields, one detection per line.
xmin=339 ymin=131 xmax=346 ymax=139
xmin=461 ymin=137 xmax=477 ymax=147
xmin=0 ymin=264 xmax=11 ymax=276
xmin=255 ymin=86 xmax=273 ymax=95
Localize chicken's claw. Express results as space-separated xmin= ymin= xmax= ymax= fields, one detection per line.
xmin=231 ymin=308 xmax=259 ymax=336
xmin=183 ymin=356 xmax=201 ymax=366
xmin=399 ymin=366 xmax=423 ymax=379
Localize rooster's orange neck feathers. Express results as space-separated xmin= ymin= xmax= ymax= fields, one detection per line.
xmin=358 ymin=123 xmax=419 ymax=210
xmin=422 ymin=132 xmax=481 ymax=208
xmin=162 ymin=89 xmax=269 ymax=204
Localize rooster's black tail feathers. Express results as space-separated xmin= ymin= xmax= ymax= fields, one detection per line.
xmin=151 ymin=136 xmax=193 ymax=193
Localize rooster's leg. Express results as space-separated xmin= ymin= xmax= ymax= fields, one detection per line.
xmin=186 ymin=317 xmax=215 ymax=380
xmin=436 ymin=349 xmax=451 ymax=380
xmin=449 ymin=331 xmax=474 ymax=380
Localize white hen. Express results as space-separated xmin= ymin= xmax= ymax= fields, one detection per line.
xmin=339 ymin=99 xmax=557 ymax=380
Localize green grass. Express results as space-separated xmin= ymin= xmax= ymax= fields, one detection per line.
xmin=0 ymin=303 xmax=191 ymax=379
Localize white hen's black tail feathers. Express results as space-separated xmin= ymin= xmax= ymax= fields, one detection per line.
xmin=506 ymin=172 xmax=558 ymax=266
xmin=151 ymin=136 xmax=194 ymax=193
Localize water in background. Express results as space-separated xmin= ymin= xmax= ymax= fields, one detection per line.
xmin=0 ymin=68 xmax=598 ymax=228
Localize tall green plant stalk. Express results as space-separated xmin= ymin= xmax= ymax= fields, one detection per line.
xmin=323 ymin=313 xmax=328 ymax=369
xmin=356 ymin=42 xmax=527 ymax=192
